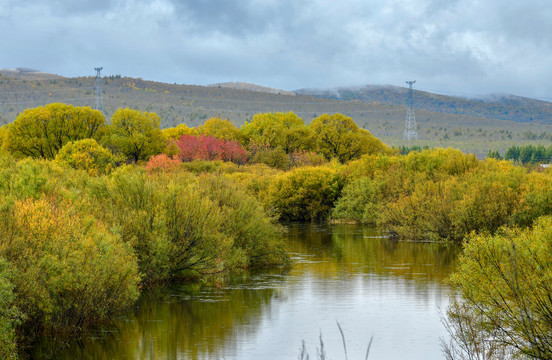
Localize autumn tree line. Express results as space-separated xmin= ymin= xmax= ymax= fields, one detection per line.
xmin=0 ymin=103 xmax=551 ymax=358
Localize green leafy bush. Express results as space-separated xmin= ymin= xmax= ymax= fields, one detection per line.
xmin=332 ymin=177 xmax=389 ymax=224
xmin=0 ymin=257 xmax=19 ymax=360
xmin=268 ymin=166 xmax=343 ymax=222
xmin=88 ymin=166 xmax=287 ymax=284
xmin=446 ymin=216 xmax=552 ymax=358
xmin=55 ymin=138 xmax=116 ymax=175
xmin=0 ymin=196 xmax=140 ymax=336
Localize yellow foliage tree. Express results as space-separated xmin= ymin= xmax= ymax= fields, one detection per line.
xmin=104 ymin=108 xmax=166 ymax=163
xmin=241 ymin=111 xmax=313 ymax=153
xmin=309 ymin=113 xmax=391 ymax=162
xmin=5 ymin=103 xmax=106 ymax=159
xmin=197 ymin=117 xmax=242 ymax=142
xmin=0 ymin=196 xmax=140 ymax=334
xmin=446 ymin=216 xmax=552 ymax=359
xmin=162 ymin=123 xmax=195 ymax=140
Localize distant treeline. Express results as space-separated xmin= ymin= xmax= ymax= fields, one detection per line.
xmin=394 ymin=144 xmax=431 ymax=155
xmin=487 ymin=144 xmax=552 ymax=164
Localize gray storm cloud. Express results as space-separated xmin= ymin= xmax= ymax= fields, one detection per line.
xmin=0 ymin=0 xmax=550 ymax=100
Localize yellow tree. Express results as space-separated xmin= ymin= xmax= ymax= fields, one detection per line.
xmin=6 ymin=103 xmax=106 ymax=159
xmin=104 ymin=108 xmax=166 ymax=163
xmin=241 ymin=111 xmax=313 ymax=153
xmin=309 ymin=113 xmax=390 ymax=162
xmin=162 ymin=123 xmax=195 ymax=140
xmin=197 ymin=117 xmax=242 ymax=142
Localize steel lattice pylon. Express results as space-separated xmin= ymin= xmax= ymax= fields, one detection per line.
xmin=94 ymin=67 xmax=104 ymax=115
xmin=403 ymin=80 xmax=418 ymax=140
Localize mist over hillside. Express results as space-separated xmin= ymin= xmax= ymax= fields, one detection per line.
xmin=208 ymin=82 xmax=295 ymax=96
xmin=296 ymin=85 xmax=552 ymax=125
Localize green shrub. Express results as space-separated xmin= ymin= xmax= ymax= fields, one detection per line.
xmin=249 ymin=144 xmax=290 ymax=169
xmin=447 ymin=216 xmax=552 ymax=358
xmin=0 ymin=196 xmax=140 ymax=336
xmin=88 ymin=166 xmax=287 ymax=284
xmin=182 ymin=160 xmax=220 ymax=173
xmin=332 ymin=177 xmax=388 ymax=224
xmin=268 ymin=166 xmax=343 ymax=222
xmin=0 ymin=257 xmax=19 ymax=359
xmin=55 ymin=138 xmax=116 ymax=175
xmin=0 ymin=158 xmax=48 ymax=200
xmin=199 ymin=175 xmax=287 ymax=269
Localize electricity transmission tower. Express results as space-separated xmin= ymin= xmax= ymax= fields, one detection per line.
xmin=94 ymin=67 xmax=104 ymax=114
xmin=403 ymin=80 xmax=418 ymax=140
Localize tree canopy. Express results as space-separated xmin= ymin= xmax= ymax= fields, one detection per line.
xmin=5 ymin=103 xmax=106 ymax=159
xmin=309 ymin=113 xmax=391 ymax=162
xmin=103 ymin=108 xmax=166 ymax=163
xmin=197 ymin=117 xmax=242 ymax=142
xmin=241 ymin=111 xmax=313 ymax=153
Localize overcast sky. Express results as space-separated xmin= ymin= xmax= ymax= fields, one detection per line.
xmin=1 ymin=0 xmax=551 ymax=100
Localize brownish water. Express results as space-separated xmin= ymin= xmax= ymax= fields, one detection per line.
xmin=33 ymin=224 xmax=461 ymax=359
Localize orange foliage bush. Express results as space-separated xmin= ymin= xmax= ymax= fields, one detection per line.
xmin=146 ymin=154 xmax=181 ymax=174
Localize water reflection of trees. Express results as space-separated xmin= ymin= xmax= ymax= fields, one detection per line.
xmin=285 ymin=223 xmax=461 ymax=283
xmin=34 ymin=277 xmax=283 ymax=360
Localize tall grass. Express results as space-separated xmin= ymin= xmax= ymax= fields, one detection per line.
xmin=298 ymin=322 xmax=373 ymax=360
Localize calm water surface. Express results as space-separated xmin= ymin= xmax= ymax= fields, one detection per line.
xmin=34 ymin=224 xmax=461 ymax=359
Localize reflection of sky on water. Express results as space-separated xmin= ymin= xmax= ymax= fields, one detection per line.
xmin=35 ymin=224 xmax=459 ymax=360
xmin=225 ymin=271 xmax=453 ymax=360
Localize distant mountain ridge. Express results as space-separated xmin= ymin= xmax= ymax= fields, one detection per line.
xmin=296 ymin=85 xmax=552 ymax=124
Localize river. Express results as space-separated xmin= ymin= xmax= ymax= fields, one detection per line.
xmin=32 ymin=224 xmax=461 ymax=359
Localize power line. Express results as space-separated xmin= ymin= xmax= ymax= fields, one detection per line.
xmin=0 ymin=87 xmax=93 ymax=95
xmin=0 ymin=97 xmax=93 ymax=106
xmin=0 ymin=77 xmax=62 ymax=82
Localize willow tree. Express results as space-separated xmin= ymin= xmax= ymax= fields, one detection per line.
xmin=241 ymin=111 xmax=313 ymax=153
xmin=197 ymin=117 xmax=242 ymax=142
xmin=104 ymin=108 xmax=166 ymax=163
xmin=6 ymin=103 xmax=106 ymax=159
xmin=309 ymin=113 xmax=391 ymax=163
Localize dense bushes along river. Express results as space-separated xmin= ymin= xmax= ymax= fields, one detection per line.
xmin=1 ymin=104 xmax=552 ymax=358
xmin=0 ymin=154 xmax=287 ymax=357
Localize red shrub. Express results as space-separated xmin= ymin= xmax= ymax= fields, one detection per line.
xmin=176 ymin=135 xmax=247 ymax=164
xmin=146 ymin=154 xmax=181 ymax=174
